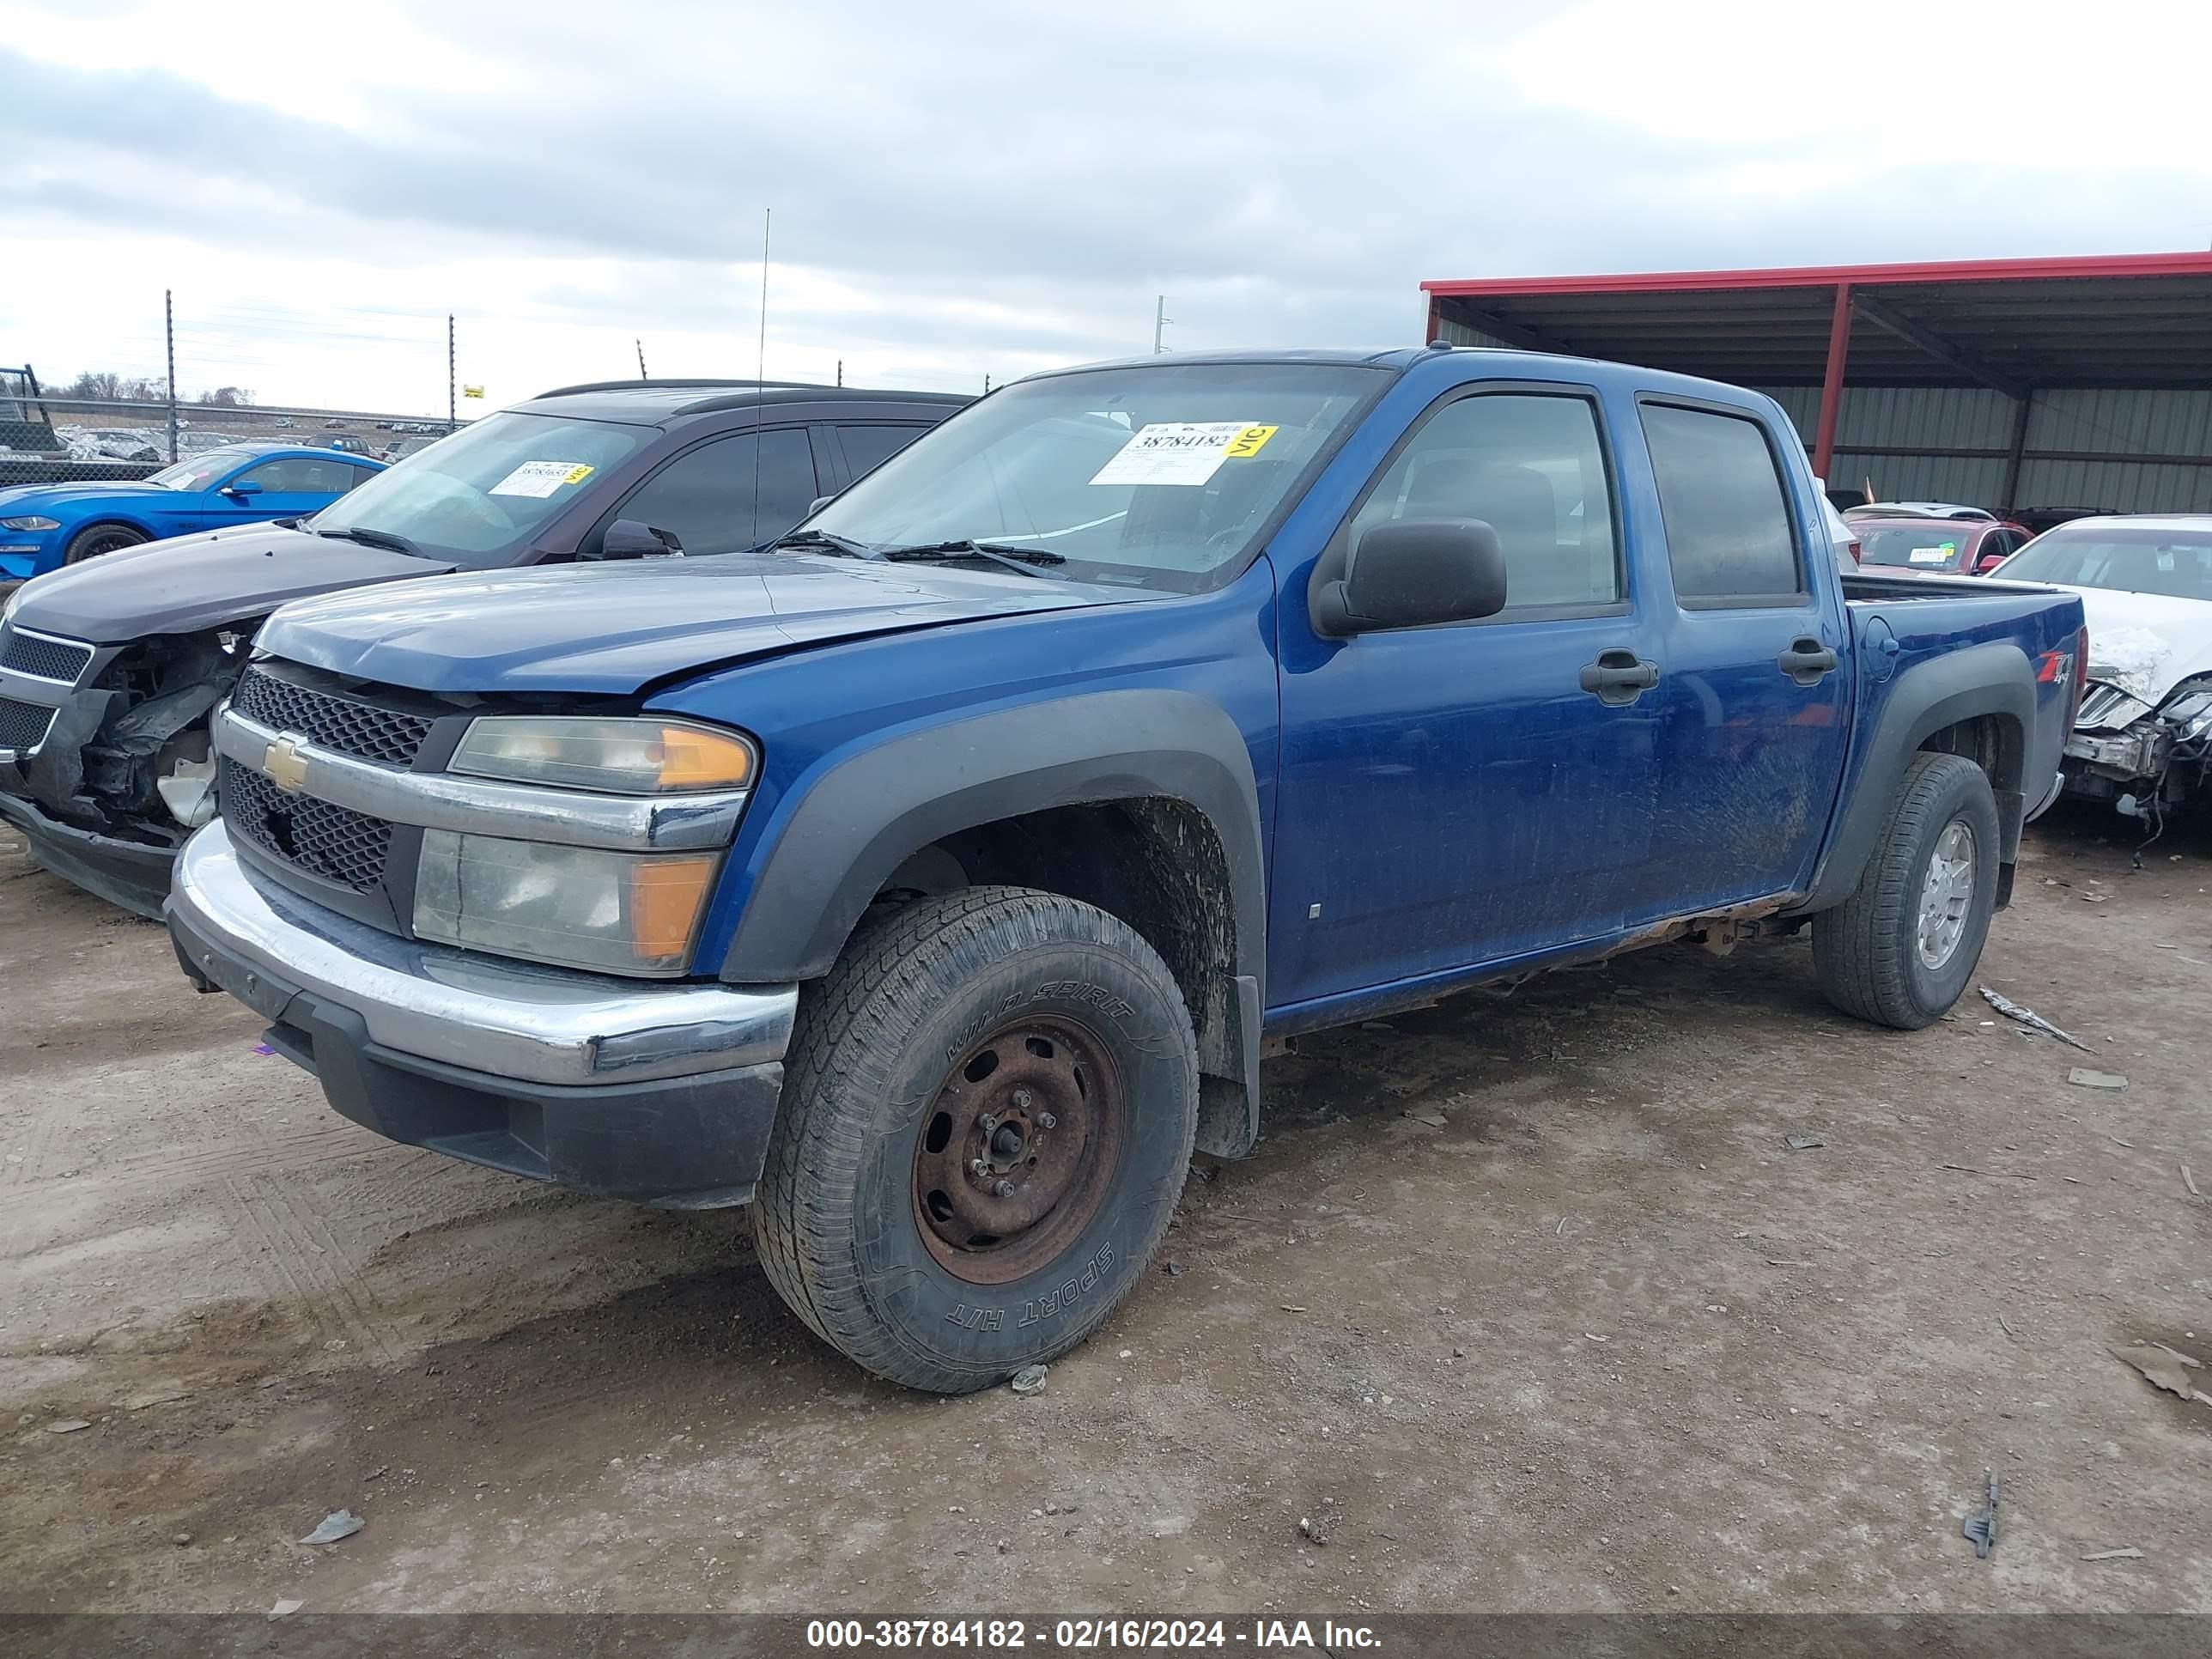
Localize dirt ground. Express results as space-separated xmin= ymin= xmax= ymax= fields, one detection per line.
xmin=1 ymin=808 xmax=2207 ymax=1617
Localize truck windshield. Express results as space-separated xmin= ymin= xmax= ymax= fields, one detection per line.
xmin=307 ymin=411 xmax=653 ymax=564
xmin=2001 ymin=525 xmax=2212 ymax=601
xmin=806 ymin=361 xmax=1389 ymax=591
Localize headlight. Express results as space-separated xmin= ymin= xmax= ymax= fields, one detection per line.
xmin=450 ymin=715 xmax=755 ymax=794
xmin=415 ymin=830 xmax=721 ymax=976
xmin=2160 ymin=679 xmax=2212 ymax=739
xmin=0 ymin=516 xmax=59 ymax=532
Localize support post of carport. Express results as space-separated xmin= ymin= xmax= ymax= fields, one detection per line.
xmin=1813 ymin=283 xmax=1851 ymax=483
xmin=2000 ymin=391 xmax=2033 ymax=514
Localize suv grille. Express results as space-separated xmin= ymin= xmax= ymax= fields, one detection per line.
xmin=0 ymin=696 xmax=57 ymax=754
xmin=0 ymin=630 xmax=93 ymax=684
xmin=232 ymin=668 xmax=434 ymax=766
xmin=220 ymin=757 xmax=392 ymax=891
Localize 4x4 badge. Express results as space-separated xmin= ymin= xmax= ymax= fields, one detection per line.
xmin=261 ymin=733 xmax=310 ymax=794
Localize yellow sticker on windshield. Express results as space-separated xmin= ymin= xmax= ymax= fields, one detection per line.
xmin=1225 ymin=424 xmax=1278 ymax=459
xmin=562 ymin=464 xmax=594 ymax=486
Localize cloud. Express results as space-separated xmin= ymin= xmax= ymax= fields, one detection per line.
xmin=1 ymin=0 xmax=2207 ymax=410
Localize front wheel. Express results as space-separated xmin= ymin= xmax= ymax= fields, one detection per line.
xmin=753 ymin=885 xmax=1198 ymax=1392
xmin=63 ymin=522 xmax=149 ymax=564
xmin=1814 ymin=751 xmax=2001 ymax=1028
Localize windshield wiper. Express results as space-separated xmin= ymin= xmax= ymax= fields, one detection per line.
xmin=767 ymin=528 xmax=883 ymax=560
xmin=879 ymin=539 xmax=1066 ymax=578
xmin=315 ymin=525 xmax=425 ymax=557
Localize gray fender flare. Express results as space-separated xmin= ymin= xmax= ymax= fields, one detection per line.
xmin=1799 ymin=640 xmax=2037 ymax=914
xmin=716 ymin=688 xmax=1267 ymax=1152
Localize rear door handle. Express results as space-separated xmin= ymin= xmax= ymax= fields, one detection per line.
xmin=1778 ymin=637 xmax=1838 ymax=685
xmin=1578 ymin=647 xmax=1660 ymax=706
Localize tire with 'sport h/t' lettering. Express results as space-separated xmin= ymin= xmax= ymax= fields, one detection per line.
xmin=753 ymin=884 xmax=1199 ymax=1393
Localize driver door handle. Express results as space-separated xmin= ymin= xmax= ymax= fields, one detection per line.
xmin=1778 ymin=637 xmax=1838 ymax=684
xmin=1579 ymin=647 xmax=1661 ymax=705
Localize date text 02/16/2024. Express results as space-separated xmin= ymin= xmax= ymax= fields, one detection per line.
xmin=804 ymin=1619 xmax=1382 ymax=1650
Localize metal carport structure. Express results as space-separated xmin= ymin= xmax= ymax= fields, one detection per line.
xmin=1420 ymin=252 xmax=2212 ymax=518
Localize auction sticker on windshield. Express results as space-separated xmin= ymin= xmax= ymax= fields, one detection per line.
xmin=1090 ymin=422 xmax=1274 ymax=488
xmin=489 ymin=461 xmax=596 ymax=498
xmin=1908 ymin=544 xmax=1957 ymax=565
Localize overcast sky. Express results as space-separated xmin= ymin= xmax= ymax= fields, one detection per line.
xmin=3 ymin=0 xmax=2209 ymax=415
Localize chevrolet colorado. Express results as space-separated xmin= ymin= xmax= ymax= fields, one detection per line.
xmin=166 ymin=347 xmax=2086 ymax=1390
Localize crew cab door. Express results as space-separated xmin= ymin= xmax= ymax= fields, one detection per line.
xmin=1270 ymin=382 xmax=1663 ymax=1006
xmin=1626 ymin=397 xmax=1850 ymax=917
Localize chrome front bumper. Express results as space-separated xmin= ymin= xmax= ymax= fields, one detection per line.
xmin=169 ymin=821 xmax=796 ymax=1088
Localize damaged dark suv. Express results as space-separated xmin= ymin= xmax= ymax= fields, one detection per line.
xmin=0 ymin=379 xmax=965 ymax=915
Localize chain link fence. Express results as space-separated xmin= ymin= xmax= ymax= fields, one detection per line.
xmin=2 ymin=369 xmax=459 ymax=489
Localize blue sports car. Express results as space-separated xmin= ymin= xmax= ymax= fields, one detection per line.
xmin=0 ymin=443 xmax=386 ymax=580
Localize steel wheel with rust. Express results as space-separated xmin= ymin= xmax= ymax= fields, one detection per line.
xmin=913 ymin=1016 xmax=1126 ymax=1284
xmin=755 ymin=885 xmax=1198 ymax=1393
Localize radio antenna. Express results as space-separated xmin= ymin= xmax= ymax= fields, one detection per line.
xmin=751 ymin=207 xmax=771 ymax=538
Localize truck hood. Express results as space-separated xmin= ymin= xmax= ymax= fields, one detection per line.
xmin=256 ymin=552 xmax=1156 ymax=695
xmin=8 ymin=523 xmax=452 ymax=645
xmin=2063 ymin=585 xmax=2212 ymax=705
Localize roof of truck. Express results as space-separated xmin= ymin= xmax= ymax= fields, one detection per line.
xmin=514 ymin=381 xmax=972 ymax=422
xmin=1034 ymin=348 xmax=1432 ymax=379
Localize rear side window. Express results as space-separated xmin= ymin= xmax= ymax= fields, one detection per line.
xmin=836 ymin=422 xmax=929 ymax=481
xmin=617 ymin=427 xmax=819 ymax=555
xmin=1640 ymin=403 xmax=1803 ymax=603
xmin=1349 ymin=392 xmax=1619 ymax=611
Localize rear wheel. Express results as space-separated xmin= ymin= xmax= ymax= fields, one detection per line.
xmin=1814 ymin=751 xmax=2001 ymax=1028
xmin=63 ymin=522 xmax=148 ymax=564
xmin=754 ymin=885 xmax=1198 ymax=1393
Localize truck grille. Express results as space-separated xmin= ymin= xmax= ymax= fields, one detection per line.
xmin=232 ymin=668 xmax=434 ymax=767
xmin=220 ymin=757 xmax=392 ymax=891
xmin=2075 ymin=683 xmax=2147 ymax=731
xmin=0 ymin=696 xmax=57 ymax=755
xmin=0 ymin=629 xmax=94 ymax=684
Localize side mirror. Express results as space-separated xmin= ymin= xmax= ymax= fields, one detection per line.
xmin=1974 ymin=551 xmax=2007 ymax=574
xmin=1312 ymin=519 xmax=1509 ymax=636
xmin=222 ymin=480 xmax=264 ymax=499
xmin=592 ymin=519 xmax=684 ymax=561
xmin=808 ymin=495 xmax=836 ymax=515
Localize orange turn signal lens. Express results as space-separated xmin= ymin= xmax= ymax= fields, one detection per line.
xmin=629 ymin=852 xmax=721 ymax=963
xmin=655 ymin=724 xmax=755 ymax=792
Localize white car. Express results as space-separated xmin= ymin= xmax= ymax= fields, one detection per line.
xmin=1992 ymin=514 xmax=2212 ymax=818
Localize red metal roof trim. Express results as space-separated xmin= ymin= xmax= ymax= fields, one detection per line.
xmin=1421 ymin=251 xmax=2212 ymax=299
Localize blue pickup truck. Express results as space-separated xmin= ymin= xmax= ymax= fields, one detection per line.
xmin=166 ymin=347 xmax=2086 ymax=1391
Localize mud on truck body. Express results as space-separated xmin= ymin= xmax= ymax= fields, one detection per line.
xmin=166 ymin=347 xmax=2086 ymax=1391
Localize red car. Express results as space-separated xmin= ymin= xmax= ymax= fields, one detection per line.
xmin=1844 ymin=512 xmax=2034 ymax=576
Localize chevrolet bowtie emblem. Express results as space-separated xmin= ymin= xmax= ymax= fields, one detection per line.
xmin=261 ymin=733 xmax=310 ymax=794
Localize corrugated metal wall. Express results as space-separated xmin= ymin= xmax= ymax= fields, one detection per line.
xmin=1758 ymin=385 xmax=2212 ymax=512
xmin=1433 ymin=315 xmax=1521 ymax=350
xmin=1433 ymin=312 xmax=2212 ymax=513
xmin=2017 ymin=390 xmax=2212 ymax=514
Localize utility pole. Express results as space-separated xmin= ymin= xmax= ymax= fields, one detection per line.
xmin=836 ymin=359 xmax=842 ymax=387
xmin=635 ymin=339 xmax=648 ymax=380
xmin=1153 ymin=295 xmax=1171 ymax=354
xmin=983 ymin=374 xmax=991 ymax=394
xmin=164 ymin=289 xmax=178 ymax=461
xmin=447 ymin=314 xmax=456 ymax=428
